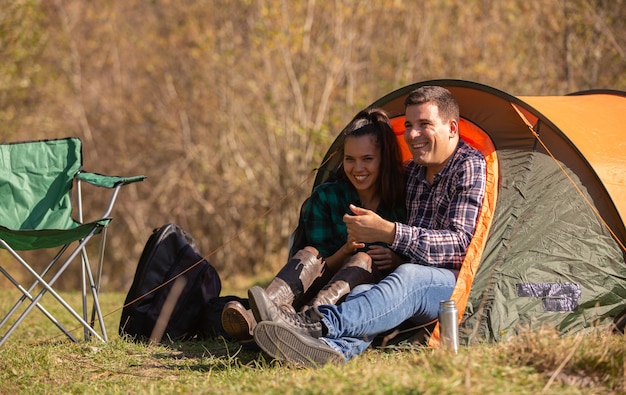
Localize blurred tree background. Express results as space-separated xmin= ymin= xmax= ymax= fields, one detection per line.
xmin=1 ymin=0 xmax=625 ymax=291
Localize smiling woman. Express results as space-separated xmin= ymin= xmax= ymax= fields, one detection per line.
xmin=222 ymin=108 xmax=407 ymax=343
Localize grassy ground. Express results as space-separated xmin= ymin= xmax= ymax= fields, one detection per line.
xmin=0 ymin=288 xmax=623 ymax=395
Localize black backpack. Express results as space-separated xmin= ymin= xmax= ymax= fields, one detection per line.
xmin=119 ymin=223 xmax=222 ymax=343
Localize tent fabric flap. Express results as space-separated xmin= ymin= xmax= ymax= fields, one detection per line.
xmin=461 ymin=146 xmax=626 ymax=343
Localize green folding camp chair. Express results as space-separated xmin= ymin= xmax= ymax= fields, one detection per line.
xmin=0 ymin=137 xmax=145 ymax=346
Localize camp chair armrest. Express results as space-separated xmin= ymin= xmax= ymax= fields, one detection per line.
xmin=76 ymin=172 xmax=145 ymax=220
xmin=76 ymin=171 xmax=146 ymax=188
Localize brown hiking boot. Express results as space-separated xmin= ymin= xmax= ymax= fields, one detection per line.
xmin=223 ymin=247 xmax=326 ymax=342
xmin=263 ymin=247 xmax=327 ymax=310
xmin=254 ymin=321 xmax=344 ymax=368
xmin=221 ymin=300 xmax=256 ymax=341
xmin=304 ymin=252 xmax=380 ymax=310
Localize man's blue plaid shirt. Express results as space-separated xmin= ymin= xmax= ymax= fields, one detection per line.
xmin=391 ymin=140 xmax=486 ymax=269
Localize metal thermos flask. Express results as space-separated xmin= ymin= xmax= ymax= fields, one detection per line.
xmin=438 ymin=300 xmax=459 ymax=353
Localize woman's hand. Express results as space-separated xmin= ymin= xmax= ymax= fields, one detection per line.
xmin=367 ymin=245 xmax=402 ymax=272
xmin=342 ymin=238 xmax=365 ymax=256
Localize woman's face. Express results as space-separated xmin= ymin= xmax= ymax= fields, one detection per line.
xmin=343 ymin=134 xmax=381 ymax=195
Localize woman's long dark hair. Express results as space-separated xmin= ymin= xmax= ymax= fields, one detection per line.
xmin=338 ymin=108 xmax=406 ymax=210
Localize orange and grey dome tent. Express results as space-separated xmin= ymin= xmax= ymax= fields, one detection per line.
xmin=313 ymin=79 xmax=626 ymax=345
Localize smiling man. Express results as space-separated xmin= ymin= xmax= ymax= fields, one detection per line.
xmin=250 ymin=86 xmax=487 ymax=367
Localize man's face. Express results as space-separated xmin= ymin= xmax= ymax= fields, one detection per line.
xmin=404 ymin=102 xmax=458 ymax=178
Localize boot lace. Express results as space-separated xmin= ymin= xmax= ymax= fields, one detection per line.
xmin=279 ymin=309 xmax=323 ymax=337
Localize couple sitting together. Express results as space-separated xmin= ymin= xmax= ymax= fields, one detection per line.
xmin=221 ymin=85 xmax=487 ymax=367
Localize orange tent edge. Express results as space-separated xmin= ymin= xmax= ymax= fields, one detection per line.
xmin=390 ymin=116 xmax=499 ymax=347
xmin=428 ymin=118 xmax=499 ymax=347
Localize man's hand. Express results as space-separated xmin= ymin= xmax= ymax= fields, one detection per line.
xmin=343 ymin=204 xmax=396 ymax=245
xmin=367 ymin=245 xmax=402 ymax=271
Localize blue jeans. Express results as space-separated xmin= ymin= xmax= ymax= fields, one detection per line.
xmin=317 ymin=263 xmax=457 ymax=361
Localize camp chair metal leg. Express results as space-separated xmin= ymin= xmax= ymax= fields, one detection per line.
xmin=0 ymin=243 xmax=77 ymax=343
xmin=78 ymin=178 xmax=109 ymax=341
xmin=80 ymin=248 xmax=89 ymax=340
xmin=89 ymin=226 xmax=108 ymax=340
xmin=0 ymin=243 xmax=69 ymax=326
xmin=0 ymin=266 xmax=78 ymax=343
xmin=77 ymin=178 xmax=89 ymax=340
xmin=0 ymin=235 xmax=106 ymax=346
xmin=79 ymin=244 xmax=108 ymax=342
xmin=0 ymin=252 xmax=105 ymax=345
